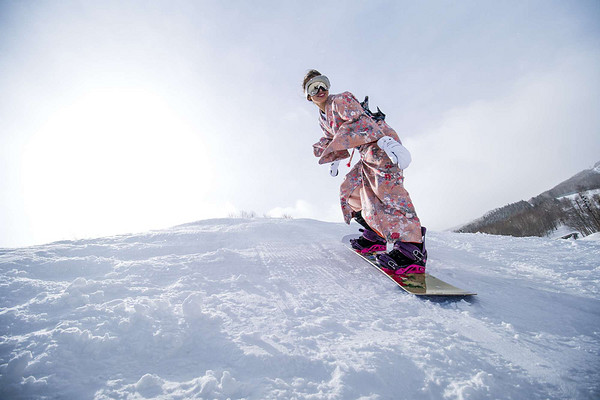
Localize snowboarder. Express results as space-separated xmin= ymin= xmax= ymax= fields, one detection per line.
xmin=303 ymin=70 xmax=427 ymax=273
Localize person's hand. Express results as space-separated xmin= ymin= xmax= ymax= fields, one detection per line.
xmin=329 ymin=160 xmax=340 ymax=177
xmin=377 ymin=136 xmax=412 ymax=169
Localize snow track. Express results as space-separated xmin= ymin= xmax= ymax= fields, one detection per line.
xmin=0 ymin=218 xmax=598 ymax=399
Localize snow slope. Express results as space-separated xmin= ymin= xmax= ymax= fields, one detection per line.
xmin=1 ymin=218 xmax=599 ymax=399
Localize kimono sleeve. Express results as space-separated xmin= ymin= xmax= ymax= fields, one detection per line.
xmin=318 ymin=92 xmax=384 ymax=164
xmin=313 ymin=121 xmax=350 ymax=162
xmin=313 ymin=135 xmax=350 ymax=161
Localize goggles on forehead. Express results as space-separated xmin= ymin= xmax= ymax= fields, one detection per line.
xmin=305 ymin=75 xmax=330 ymax=98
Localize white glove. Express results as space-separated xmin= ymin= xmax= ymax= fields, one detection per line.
xmin=329 ymin=160 xmax=340 ymax=177
xmin=377 ymin=136 xmax=412 ymax=169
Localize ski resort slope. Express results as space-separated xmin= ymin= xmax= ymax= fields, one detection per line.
xmin=0 ymin=218 xmax=598 ymax=399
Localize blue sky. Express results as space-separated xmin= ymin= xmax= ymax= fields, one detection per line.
xmin=1 ymin=0 xmax=599 ymax=247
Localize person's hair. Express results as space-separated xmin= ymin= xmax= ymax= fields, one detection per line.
xmin=302 ymin=69 xmax=322 ymax=91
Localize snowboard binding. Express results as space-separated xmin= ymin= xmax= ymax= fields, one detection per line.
xmin=350 ymin=211 xmax=386 ymax=254
xmin=376 ymin=227 xmax=427 ymax=274
xmin=350 ymin=228 xmax=387 ymax=254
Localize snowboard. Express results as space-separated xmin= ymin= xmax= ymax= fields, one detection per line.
xmin=342 ymin=235 xmax=476 ymax=297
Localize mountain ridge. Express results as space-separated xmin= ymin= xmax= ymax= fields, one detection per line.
xmin=455 ymin=161 xmax=600 ymax=237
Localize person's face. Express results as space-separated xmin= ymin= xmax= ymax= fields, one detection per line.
xmin=309 ymin=86 xmax=328 ymax=107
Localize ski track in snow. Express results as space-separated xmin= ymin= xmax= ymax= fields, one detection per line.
xmin=0 ymin=218 xmax=599 ymax=399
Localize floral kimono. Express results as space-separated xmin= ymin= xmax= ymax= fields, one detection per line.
xmin=313 ymin=92 xmax=423 ymax=243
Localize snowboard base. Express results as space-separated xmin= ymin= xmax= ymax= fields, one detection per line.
xmin=343 ymin=235 xmax=476 ymax=297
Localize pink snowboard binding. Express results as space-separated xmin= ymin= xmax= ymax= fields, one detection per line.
xmin=355 ymin=243 xmax=386 ymax=254
xmin=350 ymin=228 xmax=386 ymax=254
xmin=380 ymin=264 xmax=426 ymax=275
xmin=376 ymin=227 xmax=427 ymax=274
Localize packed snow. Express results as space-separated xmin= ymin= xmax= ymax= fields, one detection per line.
xmin=1 ymin=218 xmax=599 ymax=399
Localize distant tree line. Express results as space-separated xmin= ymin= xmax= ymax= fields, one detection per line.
xmin=562 ymin=192 xmax=600 ymax=236
xmin=456 ymin=190 xmax=600 ymax=238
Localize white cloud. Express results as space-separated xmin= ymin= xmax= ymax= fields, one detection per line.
xmin=267 ymin=200 xmax=341 ymax=222
xmin=407 ymin=53 xmax=600 ymax=230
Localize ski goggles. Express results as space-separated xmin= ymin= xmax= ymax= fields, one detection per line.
xmin=304 ymin=75 xmax=331 ymax=98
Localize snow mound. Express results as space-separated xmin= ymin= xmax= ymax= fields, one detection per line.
xmin=1 ymin=218 xmax=599 ymax=399
xmin=582 ymin=232 xmax=600 ymax=242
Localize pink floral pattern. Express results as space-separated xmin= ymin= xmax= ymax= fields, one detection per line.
xmin=313 ymin=92 xmax=422 ymax=243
